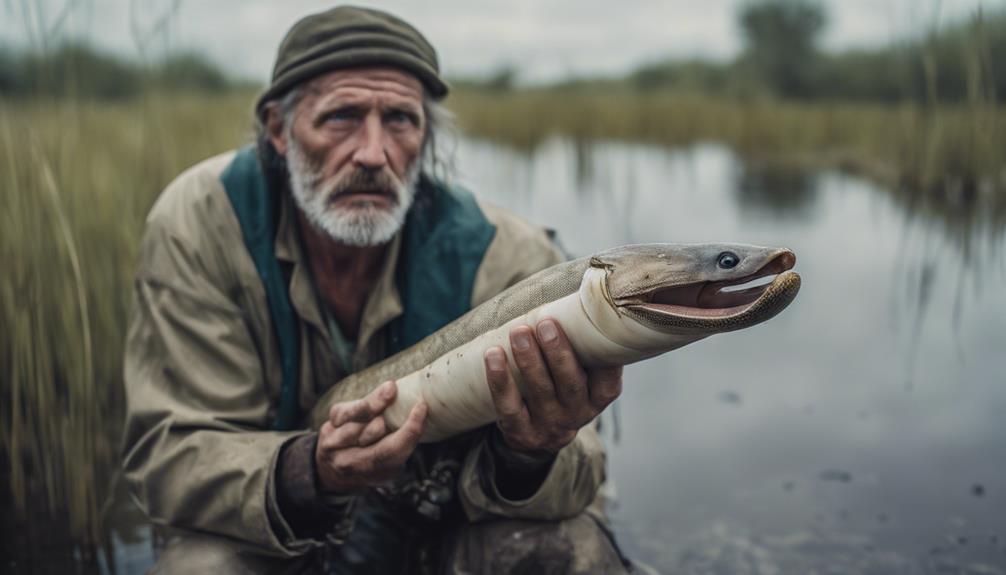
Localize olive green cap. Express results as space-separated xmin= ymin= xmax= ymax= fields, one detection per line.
xmin=256 ymin=6 xmax=448 ymax=119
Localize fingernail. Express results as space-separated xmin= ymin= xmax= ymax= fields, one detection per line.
xmin=512 ymin=331 xmax=531 ymax=351
xmin=538 ymin=319 xmax=558 ymax=343
xmin=381 ymin=381 xmax=395 ymax=399
xmin=485 ymin=348 xmax=505 ymax=372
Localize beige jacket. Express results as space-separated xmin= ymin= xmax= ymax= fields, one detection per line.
xmin=122 ymin=150 xmax=606 ymax=556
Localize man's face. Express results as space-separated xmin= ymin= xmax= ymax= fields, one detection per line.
xmin=270 ymin=67 xmax=427 ymax=246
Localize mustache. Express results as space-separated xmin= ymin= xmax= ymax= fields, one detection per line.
xmin=328 ymin=168 xmax=401 ymax=198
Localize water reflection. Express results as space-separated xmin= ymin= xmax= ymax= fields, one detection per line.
xmin=732 ymin=162 xmax=821 ymax=218
xmin=4 ymin=137 xmax=1005 ymax=574
xmin=458 ymin=137 xmax=1006 ymax=574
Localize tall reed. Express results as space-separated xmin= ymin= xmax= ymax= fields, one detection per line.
xmin=0 ymin=93 xmax=254 ymax=550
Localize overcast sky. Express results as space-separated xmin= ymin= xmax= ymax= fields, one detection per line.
xmin=2 ymin=0 xmax=1000 ymax=82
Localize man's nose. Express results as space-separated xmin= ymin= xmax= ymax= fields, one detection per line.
xmin=351 ymin=115 xmax=388 ymax=170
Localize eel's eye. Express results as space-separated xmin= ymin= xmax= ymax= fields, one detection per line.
xmin=717 ymin=252 xmax=740 ymax=269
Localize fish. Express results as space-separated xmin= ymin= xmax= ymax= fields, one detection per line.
xmin=307 ymin=243 xmax=801 ymax=441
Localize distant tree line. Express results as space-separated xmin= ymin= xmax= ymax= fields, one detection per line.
xmin=629 ymin=0 xmax=1005 ymax=103
xmin=0 ymin=42 xmax=242 ymax=99
xmin=3 ymin=1 xmax=1003 ymax=104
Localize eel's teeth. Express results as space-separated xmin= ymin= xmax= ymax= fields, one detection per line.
xmin=720 ymin=275 xmax=777 ymax=294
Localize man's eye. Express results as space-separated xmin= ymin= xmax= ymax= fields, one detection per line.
xmin=386 ymin=111 xmax=416 ymax=126
xmin=321 ymin=109 xmax=358 ymax=124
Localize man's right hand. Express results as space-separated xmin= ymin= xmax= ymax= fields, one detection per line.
xmin=315 ymin=380 xmax=427 ymax=493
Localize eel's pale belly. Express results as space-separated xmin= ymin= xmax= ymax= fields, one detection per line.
xmin=385 ymin=293 xmax=595 ymax=441
xmin=385 ymin=275 xmax=676 ymax=442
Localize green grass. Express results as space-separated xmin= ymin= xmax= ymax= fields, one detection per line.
xmin=0 ymin=88 xmax=1002 ymax=551
xmin=450 ymin=88 xmax=1006 ymax=194
xmin=0 ymin=92 xmax=255 ymax=547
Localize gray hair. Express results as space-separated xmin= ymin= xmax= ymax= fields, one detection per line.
xmin=256 ymin=86 xmax=457 ymax=186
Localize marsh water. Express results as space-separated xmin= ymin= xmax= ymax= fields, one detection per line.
xmin=6 ymin=137 xmax=1006 ymax=574
xmin=460 ymin=138 xmax=1006 ymax=574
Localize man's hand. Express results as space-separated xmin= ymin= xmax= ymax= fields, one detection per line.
xmin=484 ymin=318 xmax=623 ymax=456
xmin=315 ymin=380 xmax=427 ymax=493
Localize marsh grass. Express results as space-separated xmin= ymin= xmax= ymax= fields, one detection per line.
xmin=0 ymin=86 xmax=1003 ymax=558
xmin=0 ymin=92 xmax=254 ymax=553
xmin=449 ymin=89 xmax=1006 ymax=195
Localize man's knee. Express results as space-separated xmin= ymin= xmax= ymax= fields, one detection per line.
xmin=150 ymin=532 xmax=314 ymax=575
xmin=444 ymin=513 xmax=631 ymax=575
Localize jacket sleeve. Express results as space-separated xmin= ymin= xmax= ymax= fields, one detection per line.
xmin=458 ymin=202 xmax=608 ymax=521
xmin=458 ymin=422 xmax=606 ymax=521
xmin=121 ymin=199 xmax=316 ymax=556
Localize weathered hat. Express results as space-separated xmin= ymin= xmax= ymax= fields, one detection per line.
xmin=255 ymin=5 xmax=448 ymax=118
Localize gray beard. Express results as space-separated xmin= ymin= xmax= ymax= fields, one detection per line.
xmin=285 ymin=136 xmax=419 ymax=247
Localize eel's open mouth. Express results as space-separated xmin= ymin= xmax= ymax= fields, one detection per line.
xmin=632 ymin=251 xmax=798 ymax=319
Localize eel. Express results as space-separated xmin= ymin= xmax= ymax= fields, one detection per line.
xmin=306 ymin=243 xmax=801 ymax=441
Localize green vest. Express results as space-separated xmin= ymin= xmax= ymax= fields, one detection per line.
xmin=220 ymin=146 xmax=496 ymax=430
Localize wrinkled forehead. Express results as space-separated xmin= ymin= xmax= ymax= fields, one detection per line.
xmin=299 ymin=67 xmax=425 ymax=108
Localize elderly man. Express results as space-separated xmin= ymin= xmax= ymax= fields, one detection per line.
xmin=123 ymin=6 xmax=629 ymax=574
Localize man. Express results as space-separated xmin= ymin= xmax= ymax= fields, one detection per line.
xmin=123 ymin=6 xmax=629 ymax=573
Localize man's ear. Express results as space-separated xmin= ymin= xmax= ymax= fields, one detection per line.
xmin=265 ymin=103 xmax=289 ymax=156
